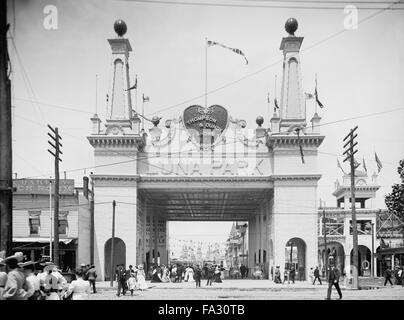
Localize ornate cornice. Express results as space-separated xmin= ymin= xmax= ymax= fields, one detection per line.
xmin=87 ymin=135 xmax=145 ymax=150
xmin=272 ymin=174 xmax=322 ymax=181
xmin=139 ymin=175 xmax=273 ymax=183
xmin=332 ymin=185 xmax=380 ymax=198
xmin=267 ymin=135 xmax=325 ymax=149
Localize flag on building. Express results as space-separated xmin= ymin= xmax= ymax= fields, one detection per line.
xmin=126 ymin=74 xmax=137 ymax=91
xmin=314 ymin=77 xmax=324 ymax=108
xmin=375 ymin=152 xmax=383 ymax=173
xmin=304 ymin=92 xmax=314 ymax=100
xmin=353 ymin=157 xmax=360 ymax=169
xmin=363 ymin=157 xmax=367 ymax=173
xmin=207 ymin=40 xmax=248 ymax=64
xmin=337 ymin=158 xmax=345 ymax=174
xmin=274 ymin=98 xmax=279 ymax=110
xmin=143 ymin=94 xmax=150 ymax=103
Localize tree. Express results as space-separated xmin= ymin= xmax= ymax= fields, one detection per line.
xmin=385 ymin=159 xmax=404 ymax=221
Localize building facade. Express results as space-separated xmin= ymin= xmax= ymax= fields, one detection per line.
xmin=11 ymin=178 xmax=92 ymax=270
xmin=318 ymin=171 xmax=404 ymax=277
xmin=88 ymin=19 xmax=324 ymax=281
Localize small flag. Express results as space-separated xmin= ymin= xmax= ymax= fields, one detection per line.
xmin=353 ymin=157 xmax=360 ymax=169
xmin=143 ymin=94 xmax=150 ymax=103
xmin=375 ymin=152 xmax=383 ymax=173
xmin=274 ymin=98 xmax=279 ymax=110
xmin=106 ymin=94 xmax=109 ymax=102
xmin=314 ymin=76 xmax=324 ymax=108
xmin=337 ymin=159 xmax=345 ymax=174
xmin=305 ymin=92 xmax=314 ymax=100
xmin=126 ymin=74 xmax=137 ymax=91
xmin=267 ymin=93 xmax=270 ymax=104
xmin=363 ymin=157 xmax=367 ymax=173
xmin=207 ymin=40 xmax=248 ymax=65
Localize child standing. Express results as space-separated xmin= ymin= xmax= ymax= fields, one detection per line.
xmin=136 ymin=265 xmax=148 ymax=291
xmin=127 ymin=274 xmax=137 ymax=296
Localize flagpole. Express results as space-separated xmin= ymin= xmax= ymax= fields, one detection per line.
xmin=315 ymin=74 xmax=318 ymax=114
xmin=142 ymin=94 xmax=145 ymax=130
xmin=135 ymin=75 xmax=138 ymax=114
xmin=95 ymin=74 xmax=98 ymax=114
xmin=274 ymin=74 xmax=277 ymax=114
xmin=205 ymin=37 xmax=208 ymax=108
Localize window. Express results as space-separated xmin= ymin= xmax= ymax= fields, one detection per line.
xmin=58 ymin=211 xmax=69 ymax=235
xmin=28 ymin=211 xmax=41 ymax=235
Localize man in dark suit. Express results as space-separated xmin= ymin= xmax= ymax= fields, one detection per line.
xmin=313 ymin=266 xmax=322 ymax=285
xmin=326 ymin=265 xmax=342 ymax=300
xmin=194 ymin=265 xmax=202 ymax=288
xmin=206 ymin=265 xmax=214 ymax=286
xmin=86 ymin=265 xmax=97 ymax=293
xmin=116 ymin=264 xmax=127 ymax=297
xmin=240 ymin=264 xmax=247 ymax=279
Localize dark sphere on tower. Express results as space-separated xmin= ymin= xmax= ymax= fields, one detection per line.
xmin=285 ymin=18 xmax=298 ymax=36
xmin=256 ymin=116 xmax=264 ymax=127
xmin=114 ymin=19 xmax=127 ymax=37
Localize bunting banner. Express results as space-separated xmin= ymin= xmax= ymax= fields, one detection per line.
xmin=274 ymin=98 xmax=279 ymax=110
xmin=375 ymin=152 xmax=383 ymax=173
xmin=207 ymin=40 xmax=248 ymax=65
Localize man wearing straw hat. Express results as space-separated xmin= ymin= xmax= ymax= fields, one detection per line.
xmin=2 ymin=252 xmax=28 ymax=300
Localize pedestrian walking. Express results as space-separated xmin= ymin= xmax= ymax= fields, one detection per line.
xmin=274 ymin=266 xmax=282 ymax=284
xmin=289 ymin=267 xmax=296 ymax=284
xmin=283 ymin=268 xmax=289 ymax=284
xmin=206 ymin=265 xmax=214 ymax=286
xmin=20 ymin=261 xmax=41 ymax=300
xmin=116 ymin=264 xmax=127 ymax=296
xmin=313 ymin=266 xmax=322 ymax=285
xmin=326 ymin=266 xmax=342 ymax=300
xmin=384 ymin=267 xmax=393 ymax=286
xmin=309 ymin=267 xmax=314 ymax=283
xmin=194 ymin=265 xmax=202 ymax=288
xmin=298 ymin=265 xmax=305 ymax=281
xmin=136 ymin=265 xmax=148 ymax=291
xmin=127 ymin=273 xmax=137 ymax=296
xmin=86 ymin=265 xmax=97 ymax=293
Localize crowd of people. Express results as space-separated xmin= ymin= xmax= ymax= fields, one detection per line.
xmin=0 ymin=251 xmax=97 ymax=300
xmin=114 ymin=263 xmax=148 ymax=296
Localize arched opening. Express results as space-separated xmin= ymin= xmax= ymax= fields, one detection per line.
xmin=350 ymin=245 xmax=371 ymax=277
xmin=104 ymin=237 xmax=126 ymax=281
xmin=326 ymin=242 xmax=345 ymax=273
xmin=285 ymin=237 xmax=306 ymax=280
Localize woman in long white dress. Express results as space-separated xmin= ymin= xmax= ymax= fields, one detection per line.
xmin=65 ymin=269 xmax=90 ymax=300
xmin=136 ymin=265 xmax=148 ymax=291
xmin=187 ymin=266 xmax=195 ymax=282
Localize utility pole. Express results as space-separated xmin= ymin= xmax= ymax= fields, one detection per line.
xmin=323 ymin=207 xmax=328 ymax=280
xmin=0 ymin=0 xmax=13 ymax=257
xmin=343 ymin=125 xmax=360 ymax=289
xmin=110 ymin=200 xmax=116 ymax=288
xmin=90 ymin=174 xmax=95 ymax=266
xmin=47 ymin=125 xmax=62 ymax=267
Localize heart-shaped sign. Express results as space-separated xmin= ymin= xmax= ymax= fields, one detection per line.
xmin=183 ymin=105 xmax=228 ymax=149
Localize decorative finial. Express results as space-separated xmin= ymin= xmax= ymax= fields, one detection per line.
xmin=285 ymin=18 xmax=298 ymax=36
xmin=256 ymin=116 xmax=264 ymax=127
xmin=114 ymin=19 xmax=127 ymax=37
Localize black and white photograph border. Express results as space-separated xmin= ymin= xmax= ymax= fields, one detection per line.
xmin=0 ymin=0 xmax=404 ymax=311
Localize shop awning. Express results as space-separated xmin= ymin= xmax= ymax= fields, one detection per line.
xmin=13 ymin=237 xmax=75 ymax=244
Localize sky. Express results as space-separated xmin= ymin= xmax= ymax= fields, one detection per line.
xmin=7 ymin=0 xmax=404 ymax=243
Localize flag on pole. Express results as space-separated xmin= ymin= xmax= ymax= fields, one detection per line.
xmin=274 ymin=98 xmax=279 ymax=110
xmin=126 ymin=74 xmax=137 ymax=91
xmin=267 ymin=93 xmax=270 ymax=104
xmin=337 ymin=158 xmax=345 ymax=174
xmin=314 ymin=76 xmax=324 ymax=108
xmin=375 ymin=152 xmax=383 ymax=173
xmin=305 ymin=92 xmax=314 ymax=100
xmin=143 ymin=94 xmax=150 ymax=103
xmin=363 ymin=157 xmax=367 ymax=173
xmin=353 ymin=157 xmax=360 ymax=169
xmin=207 ymin=40 xmax=248 ymax=64
xmin=106 ymin=94 xmax=109 ymax=102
